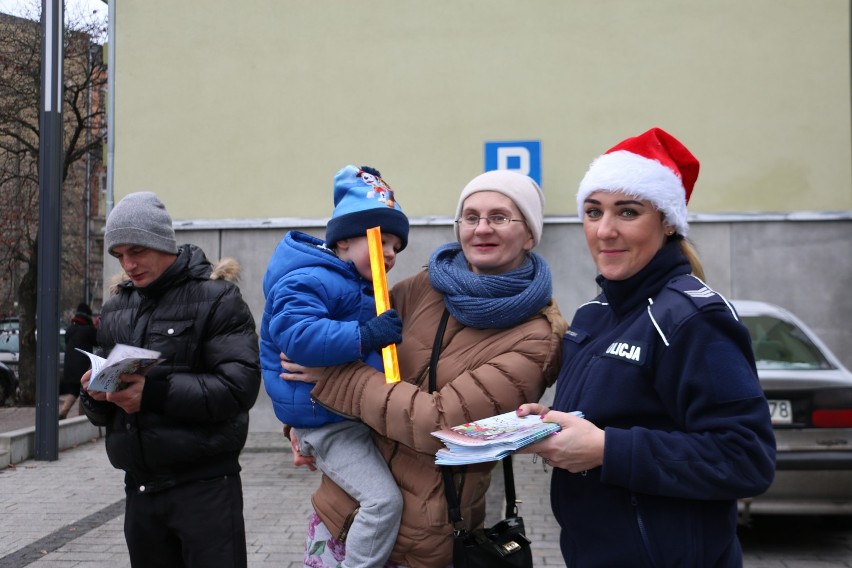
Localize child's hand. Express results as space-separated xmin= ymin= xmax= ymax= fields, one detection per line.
xmin=288 ymin=429 xmax=317 ymax=471
xmin=359 ymin=308 xmax=403 ymax=353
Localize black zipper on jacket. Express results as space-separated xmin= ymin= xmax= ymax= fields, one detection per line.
xmin=309 ymin=396 xmax=358 ymax=421
xmin=631 ymin=494 xmax=660 ymax=568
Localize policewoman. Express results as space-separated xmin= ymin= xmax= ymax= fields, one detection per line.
xmin=519 ymin=128 xmax=776 ymax=567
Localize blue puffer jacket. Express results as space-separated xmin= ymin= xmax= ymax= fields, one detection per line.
xmin=260 ymin=230 xmax=382 ymax=428
xmin=550 ymin=242 xmax=776 ymax=567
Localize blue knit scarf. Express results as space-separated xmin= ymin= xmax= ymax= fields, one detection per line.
xmin=427 ymin=242 xmax=553 ymax=329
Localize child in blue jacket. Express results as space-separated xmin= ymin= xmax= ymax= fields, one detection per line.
xmin=261 ymin=165 xmax=408 ymax=567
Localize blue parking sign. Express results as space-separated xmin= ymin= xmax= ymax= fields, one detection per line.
xmin=484 ymin=140 xmax=541 ymax=186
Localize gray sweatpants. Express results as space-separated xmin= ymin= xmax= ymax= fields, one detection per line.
xmin=295 ymin=420 xmax=403 ymax=568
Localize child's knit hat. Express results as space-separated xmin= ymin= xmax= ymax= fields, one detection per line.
xmin=326 ymin=165 xmax=410 ymax=250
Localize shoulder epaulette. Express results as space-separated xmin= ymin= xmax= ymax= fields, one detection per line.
xmin=648 ymin=276 xmax=737 ymax=346
xmin=663 ymin=275 xmax=731 ymax=311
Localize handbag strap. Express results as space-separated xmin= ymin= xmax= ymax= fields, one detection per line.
xmin=430 ymin=308 xmax=519 ymax=523
xmin=428 ymin=309 xmax=451 ymax=392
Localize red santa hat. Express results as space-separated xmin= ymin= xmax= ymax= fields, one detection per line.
xmin=576 ymin=127 xmax=699 ymax=237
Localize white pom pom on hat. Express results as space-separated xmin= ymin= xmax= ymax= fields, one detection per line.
xmin=576 ymin=127 xmax=699 ymax=237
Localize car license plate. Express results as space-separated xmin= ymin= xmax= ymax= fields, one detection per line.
xmin=768 ymin=399 xmax=792 ymax=425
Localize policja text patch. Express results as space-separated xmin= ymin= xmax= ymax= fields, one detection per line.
xmin=602 ymin=340 xmax=648 ymax=365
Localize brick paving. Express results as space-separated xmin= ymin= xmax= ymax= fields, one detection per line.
xmin=2 ymin=387 xmax=851 ymax=567
xmin=0 ymin=431 xmax=566 ymax=567
xmin=0 ymin=388 xmax=566 ymax=567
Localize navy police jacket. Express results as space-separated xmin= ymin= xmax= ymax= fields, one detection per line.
xmin=550 ymin=242 xmax=776 ymax=567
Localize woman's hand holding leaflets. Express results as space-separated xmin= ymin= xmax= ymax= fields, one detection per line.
xmin=517 ymin=403 xmax=605 ymax=473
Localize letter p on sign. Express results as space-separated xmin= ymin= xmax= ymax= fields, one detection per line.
xmin=484 ymin=140 xmax=541 ymax=186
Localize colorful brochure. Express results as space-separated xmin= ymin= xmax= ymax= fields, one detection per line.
xmin=432 ymin=410 xmax=583 ymax=465
xmin=77 ymin=344 xmax=163 ymax=393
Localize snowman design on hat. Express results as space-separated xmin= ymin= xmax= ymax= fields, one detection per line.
xmin=359 ymin=167 xmax=396 ymax=208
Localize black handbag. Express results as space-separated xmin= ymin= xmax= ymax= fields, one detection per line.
xmin=443 ymin=457 xmax=533 ymax=568
xmin=429 ymin=310 xmax=534 ymax=568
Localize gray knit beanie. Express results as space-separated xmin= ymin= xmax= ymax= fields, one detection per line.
xmin=104 ymin=192 xmax=178 ymax=255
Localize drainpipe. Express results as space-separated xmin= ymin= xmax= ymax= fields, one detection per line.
xmin=104 ymin=0 xmax=115 ymax=215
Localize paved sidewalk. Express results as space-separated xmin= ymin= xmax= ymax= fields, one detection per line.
xmin=0 ymin=432 xmax=563 ymax=567
xmin=0 ymin=387 xmax=565 ymax=567
xmin=4 ymin=388 xmax=843 ymax=567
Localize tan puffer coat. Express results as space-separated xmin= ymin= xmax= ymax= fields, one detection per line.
xmin=309 ymin=269 xmax=567 ymax=567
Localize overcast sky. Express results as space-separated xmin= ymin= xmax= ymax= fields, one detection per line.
xmin=0 ymin=0 xmax=107 ymax=24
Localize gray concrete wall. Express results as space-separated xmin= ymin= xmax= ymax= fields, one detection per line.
xmin=118 ymin=216 xmax=850 ymax=369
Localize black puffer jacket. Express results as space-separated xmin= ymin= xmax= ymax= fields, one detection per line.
xmin=82 ymin=244 xmax=261 ymax=491
xmin=61 ymin=316 xmax=97 ymax=393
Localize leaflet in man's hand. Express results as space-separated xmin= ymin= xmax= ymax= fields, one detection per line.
xmin=77 ymin=344 xmax=164 ymax=393
xmin=432 ymin=410 xmax=582 ymax=466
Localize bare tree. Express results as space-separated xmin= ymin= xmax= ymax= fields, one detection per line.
xmin=0 ymin=4 xmax=107 ymax=403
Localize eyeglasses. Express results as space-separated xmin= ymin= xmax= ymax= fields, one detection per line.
xmin=455 ymin=214 xmax=526 ymax=228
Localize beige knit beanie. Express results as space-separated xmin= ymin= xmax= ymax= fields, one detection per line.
xmin=453 ymin=170 xmax=545 ymax=246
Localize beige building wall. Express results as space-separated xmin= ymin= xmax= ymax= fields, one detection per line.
xmin=104 ymin=1 xmax=852 ymax=368
xmin=112 ymin=0 xmax=852 ymax=220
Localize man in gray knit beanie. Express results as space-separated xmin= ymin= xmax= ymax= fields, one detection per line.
xmin=104 ymin=191 xmax=178 ymax=255
xmin=82 ymin=189 xmax=260 ymax=567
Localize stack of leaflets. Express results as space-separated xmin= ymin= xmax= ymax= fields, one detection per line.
xmin=77 ymin=344 xmax=164 ymax=393
xmin=432 ymin=410 xmax=583 ymax=466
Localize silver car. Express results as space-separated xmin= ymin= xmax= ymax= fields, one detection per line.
xmin=733 ymin=299 xmax=852 ymax=520
xmin=0 ymin=326 xmax=66 ymax=403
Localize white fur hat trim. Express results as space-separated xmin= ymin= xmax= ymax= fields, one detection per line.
xmin=576 ymin=150 xmax=689 ymax=237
